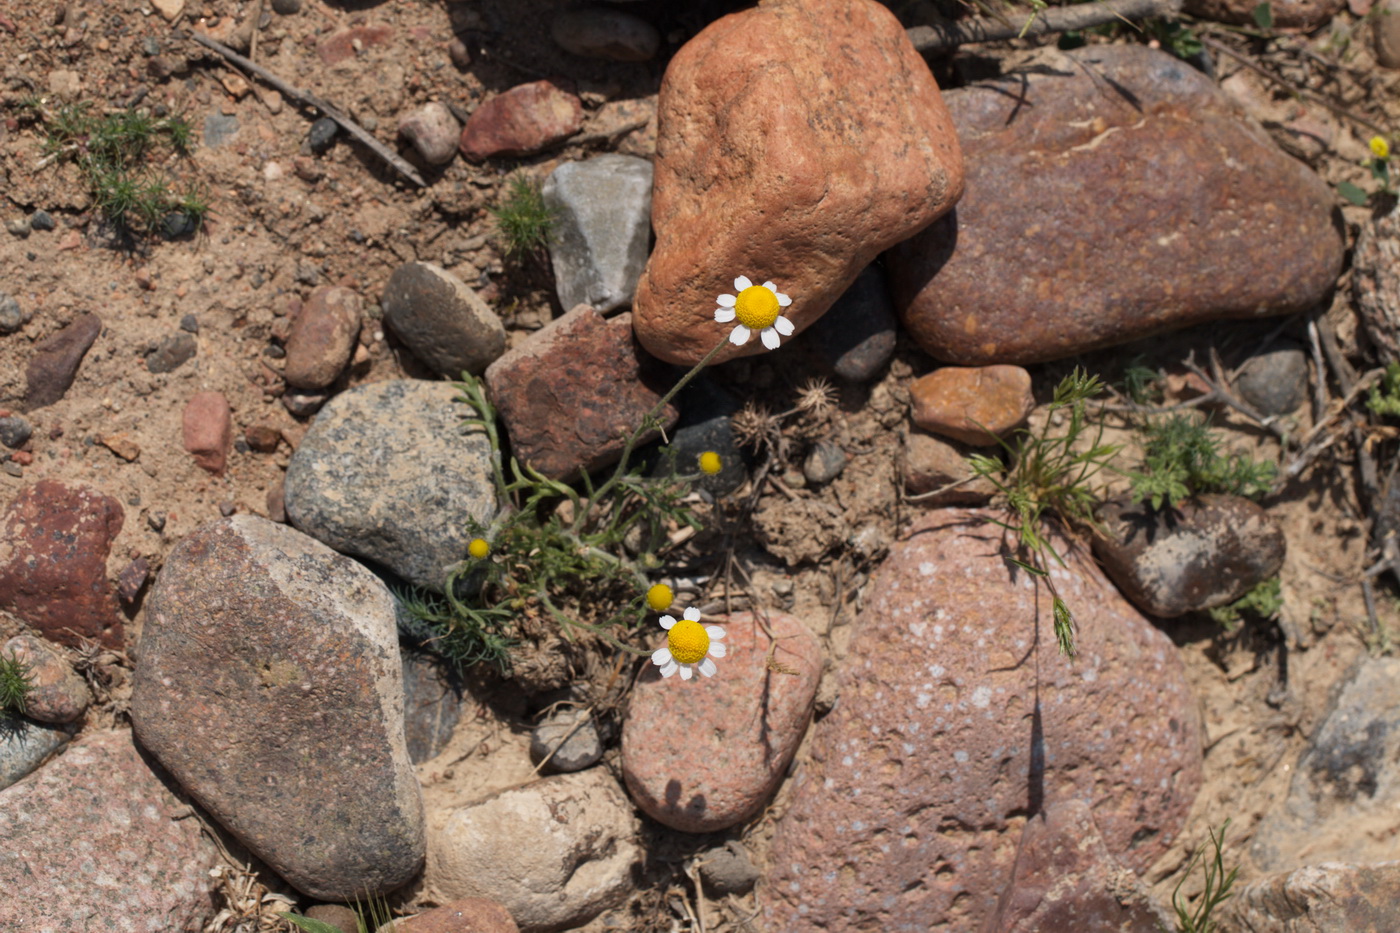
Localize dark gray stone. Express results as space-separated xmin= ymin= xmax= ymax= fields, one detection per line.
xmin=284 ymin=380 xmax=497 ymax=592
xmin=146 ymin=332 xmax=197 ymax=373
xmin=0 ymin=293 xmax=26 ymax=335
xmin=381 ymin=262 xmax=506 ymax=378
xmin=530 ymin=706 xmax=604 ymax=772
xmin=29 ymin=210 xmax=55 ymax=231
xmin=1234 ymin=343 xmax=1309 ymax=416
xmin=272 ymin=0 xmax=302 ymax=13
xmin=543 ymin=154 xmax=653 ymax=314
xmin=551 ymin=6 xmax=660 ymax=61
xmin=163 ymin=212 xmax=197 ymax=239
xmin=401 ymin=650 xmax=463 ymax=765
xmin=307 ymin=116 xmax=338 ymax=154
xmin=803 ymin=438 xmax=847 ymax=486
xmin=647 ymin=373 xmax=746 ymax=497
xmin=130 ymin=516 xmax=424 ymax=900
xmin=179 ymin=314 xmax=200 ymax=334
xmin=202 ymin=113 xmax=239 ymax=148
xmin=0 ymin=416 xmax=32 ymax=449
xmin=698 ymin=841 xmax=759 ymax=896
xmin=0 ymin=717 xmax=74 ymax=791
xmin=807 ymin=263 xmax=898 ymax=382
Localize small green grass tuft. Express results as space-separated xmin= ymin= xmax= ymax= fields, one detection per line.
xmin=1208 ymin=576 xmax=1283 ymax=631
xmin=0 ymin=649 xmax=34 ymax=720
xmin=1173 ymin=818 xmax=1239 ymax=933
xmin=489 ymin=175 xmax=555 ymax=261
xmin=1367 ymin=361 xmax=1400 ymax=418
xmin=1130 ymin=414 xmax=1276 ymax=511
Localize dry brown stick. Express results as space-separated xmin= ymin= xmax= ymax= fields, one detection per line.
xmin=1198 ymin=34 xmax=1389 ymax=138
xmin=186 ymin=30 xmax=426 ymax=188
xmin=907 ymin=0 xmax=1181 ymax=52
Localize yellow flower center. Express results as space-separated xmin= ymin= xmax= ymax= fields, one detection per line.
xmin=468 ymin=538 xmax=490 ymax=559
xmin=698 ymin=451 xmax=722 ymax=475
xmin=734 ymin=285 xmax=780 ymax=331
xmin=646 ymin=583 xmax=673 ymax=612
xmin=667 ymin=618 xmax=710 ymax=665
xmin=1372 ymin=136 xmax=1391 ymax=160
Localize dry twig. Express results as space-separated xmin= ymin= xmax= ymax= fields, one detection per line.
xmin=907 ymin=0 xmax=1181 ymax=52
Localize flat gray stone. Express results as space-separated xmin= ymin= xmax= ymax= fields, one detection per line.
xmin=543 ymin=154 xmax=653 ymax=314
xmin=381 ymin=263 xmax=506 ymax=378
xmin=284 ymin=379 xmax=497 ymax=592
xmin=0 ymin=716 xmax=73 ymax=790
xmin=130 ymin=516 xmax=425 ymax=900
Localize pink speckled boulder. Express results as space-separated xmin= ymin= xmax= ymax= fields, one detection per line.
xmin=760 ymin=508 xmax=1203 ymax=932
xmin=0 ymin=730 xmax=221 ymax=931
xmin=631 ymin=0 xmax=963 ymax=366
xmin=622 ymin=611 xmax=821 ymax=832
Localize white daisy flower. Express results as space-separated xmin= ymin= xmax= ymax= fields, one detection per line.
xmin=714 ymin=275 xmax=794 ymax=351
xmin=651 ymin=606 xmax=727 ymax=680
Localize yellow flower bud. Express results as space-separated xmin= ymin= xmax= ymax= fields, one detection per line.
xmin=646 ymin=583 xmax=673 ymax=612
xmin=468 ymin=538 xmax=491 ymax=560
xmin=698 ymin=451 xmax=722 ymax=475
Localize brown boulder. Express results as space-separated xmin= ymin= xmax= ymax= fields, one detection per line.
xmin=483 ymin=304 xmax=678 ymax=481
xmin=759 ymin=508 xmax=1202 ymax=931
xmin=631 ymin=0 xmax=963 ymax=366
xmin=909 ymin=364 xmax=1034 ymax=446
xmin=0 ymin=480 xmax=125 ymax=648
xmin=284 ymin=286 xmax=362 ymax=390
xmin=888 ymin=45 xmax=1343 ymax=365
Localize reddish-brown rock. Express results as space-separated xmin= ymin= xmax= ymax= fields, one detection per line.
xmin=182 ymin=391 xmax=232 ymax=475
xmin=0 ymin=730 xmax=221 ymax=932
xmin=902 ymin=429 xmax=997 ymax=505
xmin=622 ymin=611 xmax=821 ymax=832
xmin=1185 ymin=0 xmax=1342 ymax=29
xmin=909 ymin=365 xmax=1034 ymax=446
xmin=316 ymin=23 xmax=394 ymax=66
xmin=0 ymin=480 xmax=124 ymax=648
xmin=484 ymin=304 xmax=678 ymax=480
xmin=760 ymin=508 xmax=1202 ymax=932
xmin=284 ymin=286 xmax=362 ymax=390
xmin=2 ymin=634 xmax=89 ymax=724
xmin=888 ymin=45 xmax=1344 ymax=365
xmin=981 ymin=799 xmax=1174 ymax=933
xmin=631 ymin=0 xmax=964 ymax=366
xmin=25 ymin=312 xmax=102 ymax=409
xmin=396 ymin=898 xmax=520 ymax=933
xmin=459 ymin=80 xmax=582 ymax=162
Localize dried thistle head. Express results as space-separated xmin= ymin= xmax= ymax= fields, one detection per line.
xmin=731 ymin=399 xmax=779 ymax=454
xmin=795 ymin=376 xmax=837 ymax=419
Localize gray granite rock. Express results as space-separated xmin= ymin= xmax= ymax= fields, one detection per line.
xmin=543 ymin=155 xmax=653 ymax=314
xmin=146 ymin=331 xmax=197 ymax=374
xmin=1234 ymin=343 xmax=1308 ymax=416
xmin=0 ymin=729 xmax=221 ymax=932
xmin=806 ymin=263 xmax=898 ymax=382
xmin=0 ymin=716 xmax=73 ymax=790
xmin=530 ymin=706 xmax=603 ymax=772
xmin=0 ymin=414 xmax=32 ymax=449
xmin=284 ymin=379 xmax=497 ymax=592
xmin=401 ymin=649 xmax=463 ymax=765
xmin=382 ymin=262 xmax=507 ymax=378
xmin=130 ymin=515 xmax=425 ymax=900
xmin=203 ymin=113 xmax=239 ymax=148
xmin=0 ymin=292 xmax=29 ymax=334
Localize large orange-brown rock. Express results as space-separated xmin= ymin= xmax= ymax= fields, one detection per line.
xmin=887 ymin=45 xmax=1344 ymax=366
xmin=632 ymin=0 xmax=963 ymax=366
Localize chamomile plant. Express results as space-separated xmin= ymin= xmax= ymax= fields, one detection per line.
xmin=400 ymin=275 xmax=798 ymax=682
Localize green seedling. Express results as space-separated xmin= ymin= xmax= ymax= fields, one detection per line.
xmin=1130 ymin=414 xmax=1275 ymax=510
xmin=1367 ymin=361 xmax=1400 ymax=418
xmin=1172 ymin=818 xmax=1239 ymax=933
xmin=489 ymin=175 xmax=555 ymax=261
xmin=1208 ymin=576 xmax=1283 ymax=631
xmin=0 ymin=649 xmax=33 ymax=720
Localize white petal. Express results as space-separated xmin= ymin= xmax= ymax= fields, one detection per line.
xmin=660 ymin=615 xmax=677 ymax=630
xmin=698 ymin=657 xmax=718 ymax=677
xmin=683 ymin=607 xmax=702 ymax=622
xmin=705 ymin=625 xmax=726 ymax=639
xmin=660 ymin=660 xmax=679 ymax=678
xmin=734 ymin=275 xmax=753 ymax=291
xmin=776 ymin=292 xmax=792 ymax=307
xmin=717 ymin=294 xmax=736 ymax=307
xmin=652 ymin=646 xmax=673 ymax=667
xmin=729 ymin=324 xmax=751 ymax=346
xmin=761 ymin=327 xmax=780 ymax=350
xmin=714 ymin=307 xmax=736 ymax=323
xmin=774 ymin=315 xmax=795 ymax=336
xmin=708 ymin=642 xmax=727 ymax=658
xmin=679 ymin=664 xmax=694 ymax=681
xmin=762 ymin=281 xmax=777 ymax=292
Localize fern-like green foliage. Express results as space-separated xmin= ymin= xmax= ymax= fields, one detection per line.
xmin=1208 ymin=577 xmax=1283 ymax=631
xmin=1130 ymin=414 xmax=1275 ymax=511
xmin=1173 ymin=819 xmax=1239 ymax=933
xmin=969 ymin=368 xmax=1122 ymax=657
xmin=1367 ymin=362 xmax=1400 ymax=418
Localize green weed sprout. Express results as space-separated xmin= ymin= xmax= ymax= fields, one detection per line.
xmin=280 ymin=890 xmax=396 ymax=932
xmin=1130 ymin=414 xmax=1275 ymax=511
xmin=1339 ymin=135 xmax=1396 ymax=205
xmin=1367 ymin=361 xmax=1400 ymax=418
xmin=1172 ymin=818 xmax=1239 ymax=933
xmin=969 ymin=368 xmax=1122 ymax=658
xmin=490 ymin=175 xmax=555 ymax=261
xmin=0 ymin=649 xmax=34 ymax=720
xmin=1208 ymin=576 xmax=1283 ymax=631
xmin=403 ymin=276 xmax=797 ymax=677
xmin=30 ymin=101 xmax=204 ymax=237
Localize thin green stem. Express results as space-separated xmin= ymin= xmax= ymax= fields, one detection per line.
xmin=537 ymin=589 xmax=650 ymax=657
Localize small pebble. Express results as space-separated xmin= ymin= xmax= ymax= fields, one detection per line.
xmin=0 ymin=293 xmax=27 ymax=334
xmin=282 ymin=389 xmax=330 ymax=418
xmin=803 ymin=439 xmax=847 ymax=486
xmin=146 ymin=332 xmax=197 ymax=373
xmin=163 ymin=212 xmax=196 ymax=238
xmin=307 ymin=116 xmax=338 ymax=154
xmin=6 ymin=218 xmax=31 ymax=238
xmin=448 ymin=37 xmax=472 ymax=69
xmin=530 ymin=707 xmax=604 ymax=772
xmin=697 ymin=841 xmax=759 ymax=895
xmin=1 ymin=462 xmax=21 ymax=478
xmin=147 ymin=511 xmax=167 ymax=532
xmin=29 ymin=210 xmax=55 ymax=231
xmin=179 ymin=314 xmax=199 ymax=334
xmin=219 ymin=501 xmax=237 ymax=517
xmin=0 ymin=415 xmax=33 ymax=449
xmin=271 ymin=0 xmax=302 ymax=13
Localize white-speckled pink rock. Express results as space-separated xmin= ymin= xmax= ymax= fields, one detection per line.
xmin=622 ymin=611 xmax=822 ymax=832
xmin=759 ymin=509 xmax=1203 ymax=932
xmin=0 ymin=729 xmax=221 ymax=931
